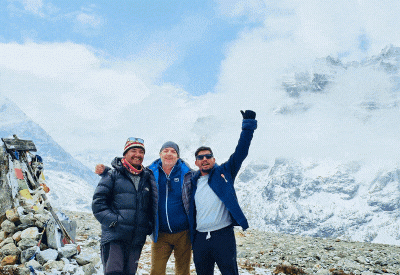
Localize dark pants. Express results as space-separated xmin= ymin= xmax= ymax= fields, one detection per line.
xmin=192 ymin=225 xmax=239 ymax=275
xmin=101 ymin=241 xmax=143 ymax=275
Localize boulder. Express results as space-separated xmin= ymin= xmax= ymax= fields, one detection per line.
xmin=20 ymin=246 xmax=37 ymax=264
xmin=1 ymin=220 xmax=16 ymax=234
xmin=1 ymin=255 xmax=18 ymax=266
xmin=0 ymin=230 xmax=6 ymax=243
xmin=20 ymin=227 xmax=39 ymax=240
xmin=0 ymin=243 xmax=20 ymax=256
xmin=82 ymin=262 xmax=97 ymax=275
xmin=0 ymin=237 xmax=14 ymax=248
xmin=58 ymin=244 xmax=78 ymax=259
xmin=5 ymin=209 xmax=19 ymax=223
xmin=18 ymin=213 xmax=35 ymax=226
xmin=33 ymin=213 xmax=51 ymax=228
xmin=43 ymin=260 xmax=65 ymax=272
xmin=46 ymin=215 xmax=77 ymax=249
xmin=17 ymin=238 xmax=37 ymax=250
xmin=36 ymin=249 xmax=58 ymax=265
xmin=12 ymin=231 xmax=22 ymax=242
xmin=25 ymin=259 xmax=43 ymax=271
xmin=74 ymin=253 xmax=94 ymax=266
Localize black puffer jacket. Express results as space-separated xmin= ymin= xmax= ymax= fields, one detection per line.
xmin=92 ymin=157 xmax=157 ymax=247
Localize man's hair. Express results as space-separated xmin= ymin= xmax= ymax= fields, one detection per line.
xmin=194 ymin=146 xmax=213 ymax=157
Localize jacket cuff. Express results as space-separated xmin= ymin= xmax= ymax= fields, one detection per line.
xmin=242 ymin=119 xmax=257 ymax=130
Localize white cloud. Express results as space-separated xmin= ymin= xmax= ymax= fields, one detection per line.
xmin=122 ymin=14 xmax=211 ymax=83
xmin=10 ymin=0 xmax=57 ymax=18
xmin=0 ymin=42 xmax=214 ymax=161
xmin=217 ymin=0 xmax=267 ymax=22
xmin=212 ymin=0 xmax=400 ymax=161
xmin=217 ymin=0 xmax=400 ymax=58
xmin=0 ymin=42 xmax=154 ymax=151
xmin=72 ymin=9 xmax=104 ymax=36
xmin=76 ymin=13 xmax=102 ymax=28
xmin=0 ymin=42 xmax=99 ymax=78
xmin=7 ymin=1 xmax=102 ymax=36
xmin=22 ymin=0 xmax=43 ymax=15
xmin=1 ymin=0 xmax=400 ymax=164
xmin=215 ymin=0 xmax=400 ymax=100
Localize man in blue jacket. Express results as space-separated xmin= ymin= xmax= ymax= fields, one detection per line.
xmin=189 ymin=110 xmax=257 ymax=275
xmin=147 ymin=141 xmax=192 ymax=275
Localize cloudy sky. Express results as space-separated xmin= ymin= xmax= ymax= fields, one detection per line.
xmin=1 ymin=0 xmax=400 ymax=164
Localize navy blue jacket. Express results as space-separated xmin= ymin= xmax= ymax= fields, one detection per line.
xmin=189 ymin=118 xmax=257 ymax=243
xmin=92 ymin=157 xmax=158 ymax=247
xmin=148 ymin=158 xmax=192 ymax=242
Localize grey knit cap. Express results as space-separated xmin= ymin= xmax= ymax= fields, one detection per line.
xmin=159 ymin=141 xmax=180 ymax=157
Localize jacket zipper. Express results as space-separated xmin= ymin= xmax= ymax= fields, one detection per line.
xmin=162 ymin=166 xmax=175 ymax=233
xmin=128 ymin=172 xmax=140 ymax=236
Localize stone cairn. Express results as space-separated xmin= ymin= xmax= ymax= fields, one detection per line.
xmin=0 ymin=137 xmax=101 ymax=274
xmin=0 ymin=206 xmax=101 ymax=275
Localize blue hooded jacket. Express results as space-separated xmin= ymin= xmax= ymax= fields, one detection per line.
xmin=148 ymin=158 xmax=192 ymax=242
xmin=189 ymin=118 xmax=257 ymax=243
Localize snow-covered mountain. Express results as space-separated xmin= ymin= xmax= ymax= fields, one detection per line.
xmin=0 ymin=95 xmax=97 ymax=210
xmin=2 ymin=45 xmax=400 ymax=246
xmin=236 ymin=158 xmax=400 ymax=246
xmin=234 ymin=45 xmax=400 ymax=246
xmin=75 ymin=46 xmax=400 ymax=246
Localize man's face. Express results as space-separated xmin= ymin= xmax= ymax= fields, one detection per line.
xmin=160 ymin=147 xmax=179 ymax=168
xmin=124 ymin=148 xmax=145 ymax=167
xmin=195 ymin=150 xmax=215 ymax=174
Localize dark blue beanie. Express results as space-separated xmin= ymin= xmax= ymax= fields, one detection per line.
xmin=160 ymin=141 xmax=180 ymax=157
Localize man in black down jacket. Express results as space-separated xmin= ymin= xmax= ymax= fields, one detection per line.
xmin=92 ymin=137 xmax=157 ymax=275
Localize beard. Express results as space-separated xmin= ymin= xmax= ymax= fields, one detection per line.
xmin=201 ymin=168 xmax=212 ymax=174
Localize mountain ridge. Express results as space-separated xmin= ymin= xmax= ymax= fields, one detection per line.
xmin=0 ymin=95 xmax=98 ymax=185
xmin=0 ymin=95 xmax=97 ymax=210
xmin=2 ymin=45 xmax=400 ymax=246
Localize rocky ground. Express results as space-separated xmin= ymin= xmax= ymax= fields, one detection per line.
xmin=66 ymin=211 xmax=400 ymax=275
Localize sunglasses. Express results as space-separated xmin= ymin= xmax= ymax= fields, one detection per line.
xmin=127 ymin=137 xmax=144 ymax=144
xmin=196 ymin=154 xmax=213 ymax=160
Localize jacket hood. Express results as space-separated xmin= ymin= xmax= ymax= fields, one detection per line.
xmin=148 ymin=158 xmax=162 ymax=169
xmin=111 ymin=157 xmax=124 ymax=171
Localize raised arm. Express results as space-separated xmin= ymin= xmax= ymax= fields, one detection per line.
xmin=221 ymin=110 xmax=257 ymax=179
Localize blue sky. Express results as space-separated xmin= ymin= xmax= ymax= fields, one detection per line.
xmin=1 ymin=0 xmax=257 ymax=95
xmin=1 ymin=0 xmax=400 ymax=161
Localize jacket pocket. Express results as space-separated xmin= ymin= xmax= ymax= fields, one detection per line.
xmin=103 ymin=212 xmax=119 ymax=229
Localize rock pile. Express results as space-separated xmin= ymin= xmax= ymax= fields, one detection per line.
xmin=0 ymin=207 xmax=101 ymax=275
xmin=3 ymin=207 xmax=400 ymax=275
xmin=62 ymin=211 xmax=400 ymax=275
xmin=234 ymin=230 xmax=400 ymax=275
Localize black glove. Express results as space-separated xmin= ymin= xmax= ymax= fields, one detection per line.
xmin=240 ymin=110 xmax=256 ymax=119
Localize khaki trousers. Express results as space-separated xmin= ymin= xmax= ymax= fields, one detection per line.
xmin=150 ymin=230 xmax=191 ymax=275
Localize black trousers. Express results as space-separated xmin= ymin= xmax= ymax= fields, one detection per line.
xmin=192 ymin=225 xmax=239 ymax=275
xmin=101 ymin=241 xmax=143 ymax=275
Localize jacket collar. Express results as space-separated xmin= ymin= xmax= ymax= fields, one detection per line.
xmin=111 ymin=157 xmax=124 ymax=172
xmin=193 ymin=163 xmax=219 ymax=181
xmin=149 ymin=158 xmax=192 ymax=175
